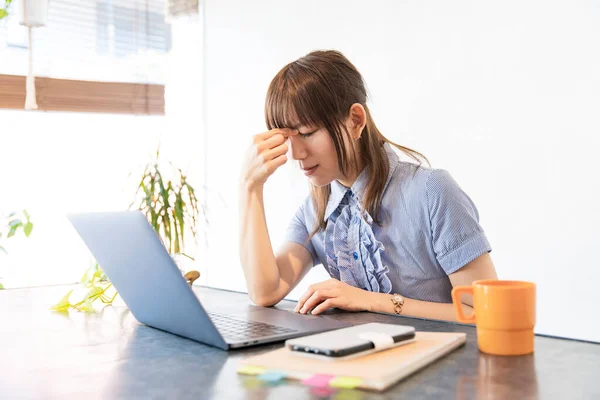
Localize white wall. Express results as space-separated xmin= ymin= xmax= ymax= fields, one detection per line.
xmin=0 ymin=111 xmax=165 ymax=288
xmin=199 ymin=0 xmax=600 ymax=342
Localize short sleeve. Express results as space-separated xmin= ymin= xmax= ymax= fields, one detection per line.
xmin=426 ymin=169 xmax=492 ymax=274
xmin=284 ymin=204 xmax=318 ymax=267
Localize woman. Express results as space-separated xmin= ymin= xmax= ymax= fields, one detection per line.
xmin=239 ymin=50 xmax=497 ymax=322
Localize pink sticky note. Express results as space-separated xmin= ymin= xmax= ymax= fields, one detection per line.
xmin=302 ymin=374 xmax=335 ymax=388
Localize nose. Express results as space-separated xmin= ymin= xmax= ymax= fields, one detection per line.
xmin=289 ymin=136 xmax=308 ymax=160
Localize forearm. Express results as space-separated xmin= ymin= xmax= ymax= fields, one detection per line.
xmin=368 ymin=292 xmax=472 ymax=323
xmin=238 ymin=184 xmax=282 ymax=305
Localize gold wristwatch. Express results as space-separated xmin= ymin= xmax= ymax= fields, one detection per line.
xmin=391 ymin=293 xmax=404 ymax=315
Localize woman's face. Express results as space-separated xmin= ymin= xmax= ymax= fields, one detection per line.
xmin=288 ymin=124 xmax=344 ymax=187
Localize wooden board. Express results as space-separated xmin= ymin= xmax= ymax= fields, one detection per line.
xmin=239 ymin=331 xmax=467 ymax=392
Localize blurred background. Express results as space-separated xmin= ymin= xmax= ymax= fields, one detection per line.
xmin=1 ymin=0 xmax=598 ymax=342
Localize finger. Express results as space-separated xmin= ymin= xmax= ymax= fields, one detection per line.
xmin=311 ymin=299 xmax=336 ymax=315
xmin=294 ymin=281 xmax=327 ymax=312
xmin=255 ymin=128 xmax=295 ymax=142
xmin=260 ymin=132 xmax=287 ymax=150
xmin=262 ymin=154 xmax=287 ymax=176
xmin=294 ymin=281 xmax=332 ymax=312
xmin=261 ymin=142 xmax=288 ymax=161
xmin=282 ymin=128 xmax=298 ymax=138
xmin=300 ymin=289 xmax=332 ymax=314
xmin=294 ymin=287 xmax=314 ymax=313
xmin=254 ymin=129 xmax=283 ymax=141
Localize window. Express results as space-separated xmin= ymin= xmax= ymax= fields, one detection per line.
xmin=0 ymin=0 xmax=171 ymax=114
xmin=96 ymin=1 xmax=171 ymax=59
xmin=0 ymin=1 xmax=181 ymax=289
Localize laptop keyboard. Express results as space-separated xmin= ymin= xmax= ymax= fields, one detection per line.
xmin=207 ymin=312 xmax=298 ymax=341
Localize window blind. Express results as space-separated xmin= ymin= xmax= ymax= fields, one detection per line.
xmin=0 ymin=0 xmax=171 ymax=114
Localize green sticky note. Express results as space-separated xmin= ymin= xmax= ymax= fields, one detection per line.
xmin=329 ymin=376 xmax=364 ymax=389
xmin=237 ymin=365 xmax=266 ymax=375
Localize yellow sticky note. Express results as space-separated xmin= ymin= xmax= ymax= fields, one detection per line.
xmin=329 ymin=376 xmax=364 ymax=389
xmin=237 ymin=365 xmax=266 ymax=375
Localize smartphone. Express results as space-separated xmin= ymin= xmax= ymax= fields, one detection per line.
xmin=285 ymin=323 xmax=416 ymax=360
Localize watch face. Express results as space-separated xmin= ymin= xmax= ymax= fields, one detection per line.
xmin=394 ymin=295 xmax=403 ymax=303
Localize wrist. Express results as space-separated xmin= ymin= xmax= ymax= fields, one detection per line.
xmin=240 ymin=179 xmax=264 ymax=195
xmin=366 ymin=292 xmax=408 ymax=315
xmin=390 ymin=293 xmax=405 ymax=315
xmin=365 ymin=291 xmax=386 ymax=313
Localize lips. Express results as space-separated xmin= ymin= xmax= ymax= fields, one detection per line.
xmin=302 ymin=165 xmax=318 ymax=176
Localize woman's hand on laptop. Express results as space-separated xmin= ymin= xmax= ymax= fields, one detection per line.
xmin=294 ymin=278 xmax=372 ymax=315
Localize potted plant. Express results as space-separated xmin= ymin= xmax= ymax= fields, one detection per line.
xmin=130 ymin=147 xmax=206 ymax=263
xmin=52 ymin=147 xmax=207 ymax=312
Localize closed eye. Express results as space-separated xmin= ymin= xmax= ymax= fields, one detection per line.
xmin=299 ymin=129 xmax=317 ymax=138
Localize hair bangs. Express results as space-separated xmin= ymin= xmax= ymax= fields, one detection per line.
xmin=265 ymin=66 xmax=328 ymax=132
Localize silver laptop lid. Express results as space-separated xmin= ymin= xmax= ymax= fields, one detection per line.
xmin=67 ymin=211 xmax=228 ymax=350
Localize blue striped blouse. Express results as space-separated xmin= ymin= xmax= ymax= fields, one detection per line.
xmin=284 ymin=143 xmax=492 ymax=303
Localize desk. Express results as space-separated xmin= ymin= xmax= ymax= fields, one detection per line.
xmin=1 ymin=285 xmax=599 ymax=399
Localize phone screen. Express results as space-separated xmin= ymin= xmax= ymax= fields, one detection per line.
xmin=290 ymin=330 xmax=415 ymax=358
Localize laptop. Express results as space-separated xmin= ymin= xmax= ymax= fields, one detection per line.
xmin=67 ymin=211 xmax=351 ymax=350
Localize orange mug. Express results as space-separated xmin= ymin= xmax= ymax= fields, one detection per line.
xmin=452 ymin=280 xmax=536 ymax=356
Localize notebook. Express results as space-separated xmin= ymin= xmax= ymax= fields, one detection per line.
xmin=238 ymin=331 xmax=467 ymax=392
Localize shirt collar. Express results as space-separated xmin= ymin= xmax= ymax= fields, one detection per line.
xmin=323 ymin=143 xmax=400 ymax=222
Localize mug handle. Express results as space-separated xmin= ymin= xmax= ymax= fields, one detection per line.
xmin=451 ymin=286 xmax=476 ymax=323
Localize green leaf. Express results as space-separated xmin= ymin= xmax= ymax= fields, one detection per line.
xmin=7 ymin=226 xmax=17 ymax=238
xmin=156 ymin=170 xmax=170 ymax=207
xmin=0 ymin=245 xmax=6 ymax=255
xmin=80 ymin=267 xmax=91 ymax=284
xmin=93 ymin=269 xmax=104 ymax=282
xmin=50 ymin=289 xmax=74 ymax=312
xmin=180 ymin=252 xmax=195 ymax=261
xmin=86 ymin=286 xmax=104 ymax=300
xmin=0 ymin=9 xmax=8 ymax=19
xmin=78 ymin=298 xmax=94 ymax=313
xmin=0 ymin=283 xmax=4 ymax=290
xmin=161 ymin=212 xmax=171 ymax=249
xmin=23 ymin=221 xmax=33 ymax=237
xmin=173 ymin=202 xmax=184 ymax=254
xmin=141 ymin=181 xmax=151 ymax=207
xmin=9 ymin=219 xmax=22 ymax=227
xmin=22 ymin=209 xmax=30 ymax=220
xmin=176 ymin=197 xmax=185 ymax=242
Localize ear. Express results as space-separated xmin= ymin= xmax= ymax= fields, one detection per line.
xmin=347 ymin=103 xmax=367 ymax=140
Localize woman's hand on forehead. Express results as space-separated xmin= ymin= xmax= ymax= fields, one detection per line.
xmin=269 ymin=128 xmax=298 ymax=140
xmin=281 ymin=128 xmax=299 ymax=137
xmin=256 ymin=128 xmax=297 ymax=141
xmin=243 ymin=128 xmax=297 ymax=189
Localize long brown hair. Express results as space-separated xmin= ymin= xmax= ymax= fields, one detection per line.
xmin=265 ymin=50 xmax=429 ymax=237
